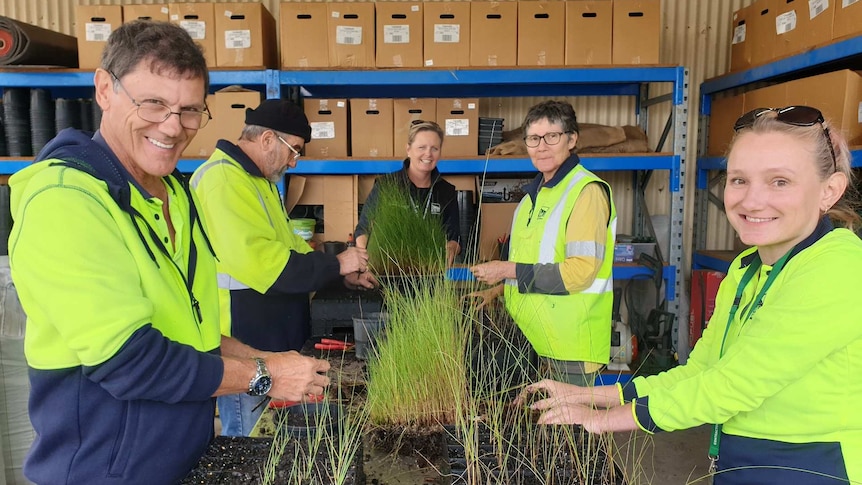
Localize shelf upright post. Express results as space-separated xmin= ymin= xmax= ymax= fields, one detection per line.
xmin=671 ymin=68 xmax=690 ymax=362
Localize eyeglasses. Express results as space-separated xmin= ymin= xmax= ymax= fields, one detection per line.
xmin=733 ymin=105 xmax=837 ymax=171
xmin=523 ymin=131 xmax=573 ymax=148
xmin=109 ymin=71 xmax=211 ymax=130
xmin=277 ymin=135 xmax=301 ymax=162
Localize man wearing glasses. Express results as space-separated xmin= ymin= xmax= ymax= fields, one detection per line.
xmin=9 ymin=21 xmax=331 ymax=484
xmin=191 ymin=99 xmax=374 ymax=437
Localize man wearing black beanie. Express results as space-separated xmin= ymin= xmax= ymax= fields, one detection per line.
xmin=191 ymin=98 xmax=375 ymax=437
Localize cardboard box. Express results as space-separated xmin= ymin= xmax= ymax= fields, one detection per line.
xmin=328 ymin=2 xmax=376 ymax=68
xmin=214 ymin=2 xmax=277 ymax=68
xmin=394 ymin=98 xmax=437 ymax=150
xmin=76 ymin=5 xmax=123 ymax=70
xmin=749 ymin=0 xmax=775 ymax=66
xmin=423 ymin=1 xmax=471 ymax=68
xmin=689 ymin=269 xmax=725 ymax=348
xmin=183 ymin=88 xmax=262 ymax=158
xmin=565 ymin=0 xmax=613 ymax=66
xmin=303 ymin=99 xmax=349 ymax=158
xmin=280 ymin=2 xmax=329 ymax=68
xmin=743 ymin=82 xmax=787 ymax=112
xmin=707 ymin=94 xmax=745 ymax=156
xmin=729 ymin=5 xmax=753 ymax=72
xmin=351 ymin=99 xmax=394 ymax=158
xmin=470 ymin=1 xmax=518 ymax=67
xmin=773 ymin=0 xmax=832 ymax=59
xmin=286 ymin=175 xmax=358 ymax=243
xmin=170 ymin=3 xmax=217 ymax=68
xmin=478 ymin=202 xmax=518 ymax=261
xmin=833 ymin=0 xmax=862 ymax=41
xmin=612 ymin=0 xmax=660 ymax=65
xmin=437 ymin=98 xmax=480 ymax=157
xmin=518 ymin=1 xmax=566 ymax=66
xmin=376 ymin=1 xmax=423 ymax=68
xmin=124 ymin=5 xmax=170 ymax=23
xmin=785 ymin=69 xmax=862 ymax=145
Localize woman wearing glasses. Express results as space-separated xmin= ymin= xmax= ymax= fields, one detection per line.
xmin=355 ymin=119 xmax=462 ymax=266
xmin=470 ymin=100 xmax=618 ymax=387
xmin=519 ymin=105 xmax=862 ymax=484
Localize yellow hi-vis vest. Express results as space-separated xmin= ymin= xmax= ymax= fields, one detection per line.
xmin=504 ymin=165 xmax=616 ymax=363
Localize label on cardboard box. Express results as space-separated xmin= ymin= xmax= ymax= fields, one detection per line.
xmin=776 ymin=11 xmax=797 ymax=34
xmin=180 ymin=20 xmax=207 ymax=40
xmin=311 ymin=122 xmax=336 ymax=140
xmin=733 ymin=24 xmax=746 ymax=44
xmin=383 ymin=25 xmax=410 ymax=44
xmin=844 ymin=0 xmax=860 ymax=7
xmin=336 ymin=26 xmax=362 ymax=45
xmin=857 ymin=102 xmax=862 ymax=123
xmin=225 ymin=30 xmax=251 ymax=49
xmin=86 ymin=23 xmax=112 ymax=42
xmin=434 ymin=25 xmax=460 ymax=43
xmin=810 ymin=0 xmax=829 ymax=18
xmin=445 ymin=119 xmax=470 ymax=136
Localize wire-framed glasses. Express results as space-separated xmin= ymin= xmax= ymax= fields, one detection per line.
xmin=523 ymin=131 xmax=573 ymax=148
xmin=277 ymin=135 xmax=301 ymax=162
xmin=733 ymin=105 xmax=837 ymax=172
xmin=109 ymin=71 xmax=211 ymax=130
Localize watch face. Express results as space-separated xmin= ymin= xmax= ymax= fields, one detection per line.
xmin=250 ymin=375 xmax=273 ymax=396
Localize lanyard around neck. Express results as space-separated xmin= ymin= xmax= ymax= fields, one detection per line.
xmin=409 ymin=186 xmax=434 ymax=217
xmin=708 ymin=250 xmax=792 ymax=463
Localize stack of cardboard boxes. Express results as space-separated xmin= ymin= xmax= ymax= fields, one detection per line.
xmin=709 ymin=1 xmax=862 ymax=155
xmin=77 ymin=1 xmax=663 ymax=72
xmin=729 ymin=0 xmax=862 ymax=73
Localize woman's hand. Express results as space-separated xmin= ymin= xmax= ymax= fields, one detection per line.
xmin=470 ymin=261 xmax=516 ymax=285
xmin=465 ymin=285 xmax=504 ymax=310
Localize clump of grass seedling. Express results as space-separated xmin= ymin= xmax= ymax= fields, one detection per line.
xmin=365 ymin=178 xmax=447 ymax=277
xmin=365 ymin=276 xmax=471 ymax=429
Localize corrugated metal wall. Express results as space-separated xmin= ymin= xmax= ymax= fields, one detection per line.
xmin=0 ymin=0 xmax=756 ymax=262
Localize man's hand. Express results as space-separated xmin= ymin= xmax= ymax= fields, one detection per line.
xmin=265 ymin=351 xmax=331 ymax=402
xmin=336 ymin=247 xmax=369 ymax=276
xmin=344 ymin=270 xmax=377 ymax=290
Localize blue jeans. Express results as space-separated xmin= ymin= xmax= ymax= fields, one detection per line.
xmin=217 ymin=393 xmax=267 ymax=437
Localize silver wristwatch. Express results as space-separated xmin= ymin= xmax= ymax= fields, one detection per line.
xmin=247 ymin=357 xmax=273 ymax=396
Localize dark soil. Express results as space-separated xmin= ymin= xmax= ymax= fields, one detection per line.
xmin=181 ymin=435 xmax=362 ymax=485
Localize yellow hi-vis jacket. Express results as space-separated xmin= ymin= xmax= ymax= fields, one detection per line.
xmin=505 ymin=161 xmax=616 ymax=363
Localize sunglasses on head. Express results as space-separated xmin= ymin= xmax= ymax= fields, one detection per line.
xmin=733 ymin=105 xmax=837 ymax=171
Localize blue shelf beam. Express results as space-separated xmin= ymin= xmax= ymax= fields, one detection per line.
xmin=280 ymin=67 xmax=687 ymax=102
xmin=701 ymin=35 xmax=862 ymax=96
xmin=4 ymin=154 xmax=679 ymax=177
xmin=448 ymin=264 xmax=676 ymax=298
xmin=693 ymin=252 xmax=731 ymax=274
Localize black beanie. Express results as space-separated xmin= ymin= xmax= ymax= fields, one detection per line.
xmin=245 ymin=99 xmax=312 ymax=143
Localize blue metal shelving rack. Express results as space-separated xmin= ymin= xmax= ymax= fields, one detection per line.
xmin=0 ymin=66 xmax=689 ymax=352
xmin=695 ymin=36 xmax=862 ymax=273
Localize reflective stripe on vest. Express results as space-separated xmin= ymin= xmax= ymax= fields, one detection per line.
xmin=191 ymin=158 xmax=275 ymax=228
xmin=217 ymin=272 xmax=251 ymax=290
